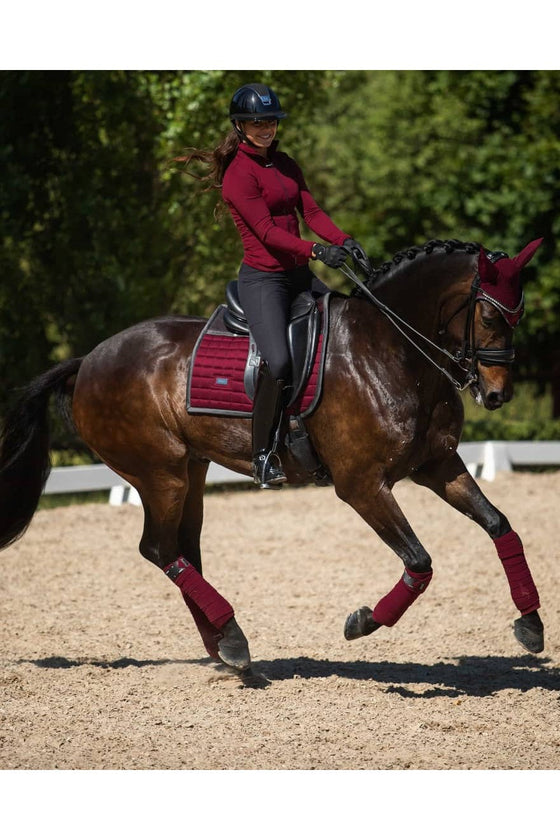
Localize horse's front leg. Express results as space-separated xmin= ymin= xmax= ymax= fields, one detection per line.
xmin=411 ymin=453 xmax=543 ymax=653
xmin=338 ymin=477 xmax=435 ymax=641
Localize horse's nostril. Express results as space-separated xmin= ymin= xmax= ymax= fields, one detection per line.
xmin=487 ymin=391 xmax=504 ymax=408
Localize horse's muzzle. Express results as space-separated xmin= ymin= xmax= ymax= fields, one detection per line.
xmin=472 ymin=368 xmax=513 ymax=410
xmin=484 ymin=389 xmax=508 ymax=410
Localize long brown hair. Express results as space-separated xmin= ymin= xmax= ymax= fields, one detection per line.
xmin=173 ymin=129 xmax=240 ymax=217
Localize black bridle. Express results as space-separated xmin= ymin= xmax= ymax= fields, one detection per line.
xmin=454 ymin=264 xmax=517 ymax=370
xmin=339 ymin=251 xmax=516 ymax=393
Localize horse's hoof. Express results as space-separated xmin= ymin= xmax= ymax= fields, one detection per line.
xmin=212 ymin=663 xmax=271 ymax=689
xmin=513 ymin=611 xmax=544 ymax=654
xmin=239 ymin=667 xmax=271 ymax=689
xmin=217 ymin=617 xmax=252 ymax=670
xmin=344 ymin=606 xmax=380 ymax=640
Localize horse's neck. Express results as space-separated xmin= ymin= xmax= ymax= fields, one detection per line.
xmin=374 ymin=253 xmax=475 ymax=336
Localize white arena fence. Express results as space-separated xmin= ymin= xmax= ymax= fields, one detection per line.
xmin=42 ymin=441 xmax=560 ymax=506
xmin=43 ymin=462 xmax=245 ymax=506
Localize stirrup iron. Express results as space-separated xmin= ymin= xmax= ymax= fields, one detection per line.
xmin=253 ymin=450 xmax=287 ymax=489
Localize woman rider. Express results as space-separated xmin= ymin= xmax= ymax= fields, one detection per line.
xmin=180 ymin=82 xmax=369 ymax=488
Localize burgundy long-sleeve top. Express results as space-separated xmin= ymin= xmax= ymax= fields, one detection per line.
xmin=222 ymin=141 xmax=349 ymax=272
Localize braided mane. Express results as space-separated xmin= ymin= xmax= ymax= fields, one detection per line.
xmin=352 ymin=238 xmax=481 ymax=296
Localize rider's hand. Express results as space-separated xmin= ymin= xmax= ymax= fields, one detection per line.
xmin=343 ymin=238 xmax=373 ymax=276
xmin=312 ymin=243 xmax=347 ymax=269
xmin=343 ymin=238 xmax=368 ymax=262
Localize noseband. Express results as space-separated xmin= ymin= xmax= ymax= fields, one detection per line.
xmin=340 ymin=251 xmax=516 ymax=392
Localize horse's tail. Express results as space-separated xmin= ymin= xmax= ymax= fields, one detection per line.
xmin=0 ymin=357 xmax=83 ymax=551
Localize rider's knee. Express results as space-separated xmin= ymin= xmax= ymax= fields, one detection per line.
xmin=268 ymin=356 xmax=290 ymax=381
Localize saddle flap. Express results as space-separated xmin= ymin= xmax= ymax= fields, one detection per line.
xmin=225 ymin=281 xmax=246 ymax=319
xmin=287 ymin=292 xmax=321 ymax=403
xmin=223 ymin=281 xmax=249 ymax=334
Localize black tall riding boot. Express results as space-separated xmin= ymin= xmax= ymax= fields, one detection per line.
xmin=252 ymin=365 xmax=288 ymax=489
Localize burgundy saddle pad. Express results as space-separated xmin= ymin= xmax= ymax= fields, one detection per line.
xmin=187 ymin=301 xmax=328 ymax=419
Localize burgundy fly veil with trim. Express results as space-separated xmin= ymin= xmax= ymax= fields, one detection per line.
xmin=476 ymin=238 xmax=544 ymax=327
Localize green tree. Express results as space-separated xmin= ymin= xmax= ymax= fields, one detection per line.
xmin=306 ymin=70 xmax=560 ymax=414
xmin=1 ymin=70 xmax=183 ymax=405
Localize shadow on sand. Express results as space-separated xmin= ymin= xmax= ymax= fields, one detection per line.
xmin=252 ymin=654 xmax=560 ymax=698
xmin=16 ymin=655 xmax=199 ymax=670
xmin=13 ymin=652 xmax=560 ymax=697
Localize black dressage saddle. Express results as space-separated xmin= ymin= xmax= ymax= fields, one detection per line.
xmin=223 ymin=280 xmax=323 ymax=406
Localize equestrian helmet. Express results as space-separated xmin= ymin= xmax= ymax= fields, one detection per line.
xmin=229 ymin=84 xmax=287 ymax=122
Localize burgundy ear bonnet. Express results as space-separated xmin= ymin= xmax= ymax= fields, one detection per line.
xmin=476 ymin=238 xmax=543 ymax=327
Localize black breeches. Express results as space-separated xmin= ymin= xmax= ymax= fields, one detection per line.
xmin=237 ymin=263 xmax=329 ymax=381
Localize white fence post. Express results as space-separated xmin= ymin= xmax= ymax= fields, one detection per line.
xmin=481 ymin=441 xmax=513 ymax=481
xmin=108 ymin=485 xmax=142 ymax=506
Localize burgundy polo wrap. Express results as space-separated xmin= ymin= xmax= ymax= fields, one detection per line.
xmin=476 ymin=238 xmax=543 ymax=327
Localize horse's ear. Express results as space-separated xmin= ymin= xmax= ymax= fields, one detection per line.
xmin=478 ymin=248 xmax=498 ymax=283
xmin=513 ymin=237 xmax=544 ymax=268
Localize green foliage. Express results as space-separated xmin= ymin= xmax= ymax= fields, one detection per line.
xmin=307 ymin=71 xmax=560 ymax=386
xmin=462 ymin=384 xmax=560 ymax=441
xmin=1 ymin=70 xmax=181 ymax=407
xmin=462 ymin=416 xmax=560 ymax=441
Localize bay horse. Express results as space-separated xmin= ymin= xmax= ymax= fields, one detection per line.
xmin=0 ymin=238 xmax=545 ymax=684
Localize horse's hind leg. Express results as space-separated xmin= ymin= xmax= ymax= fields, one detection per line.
xmin=175 ymin=459 xmax=251 ymax=671
xmin=130 ymin=460 xmax=251 ymax=671
xmin=337 ymin=476 xmax=435 ymax=640
xmin=411 ymin=453 xmax=543 ymax=653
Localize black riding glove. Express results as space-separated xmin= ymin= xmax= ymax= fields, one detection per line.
xmin=343 ymin=238 xmax=368 ymax=262
xmin=312 ymin=243 xmax=347 ymax=269
xmin=343 ymin=238 xmax=373 ymax=277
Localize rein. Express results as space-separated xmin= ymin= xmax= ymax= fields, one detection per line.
xmin=339 ymin=257 xmax=515 ymax=392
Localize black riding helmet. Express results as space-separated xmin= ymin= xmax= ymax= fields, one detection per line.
xmin=229 ymin=83 xmax=288 ymax=123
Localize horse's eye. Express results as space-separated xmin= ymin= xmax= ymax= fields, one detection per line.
xmin=480 ymin=312 xmax=497 ymax=329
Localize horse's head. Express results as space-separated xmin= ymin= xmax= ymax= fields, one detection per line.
xmin=468 ymin=296 xmax=517 ymax=410
xmin=468 ymin=238 xmax=543 ymax=410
